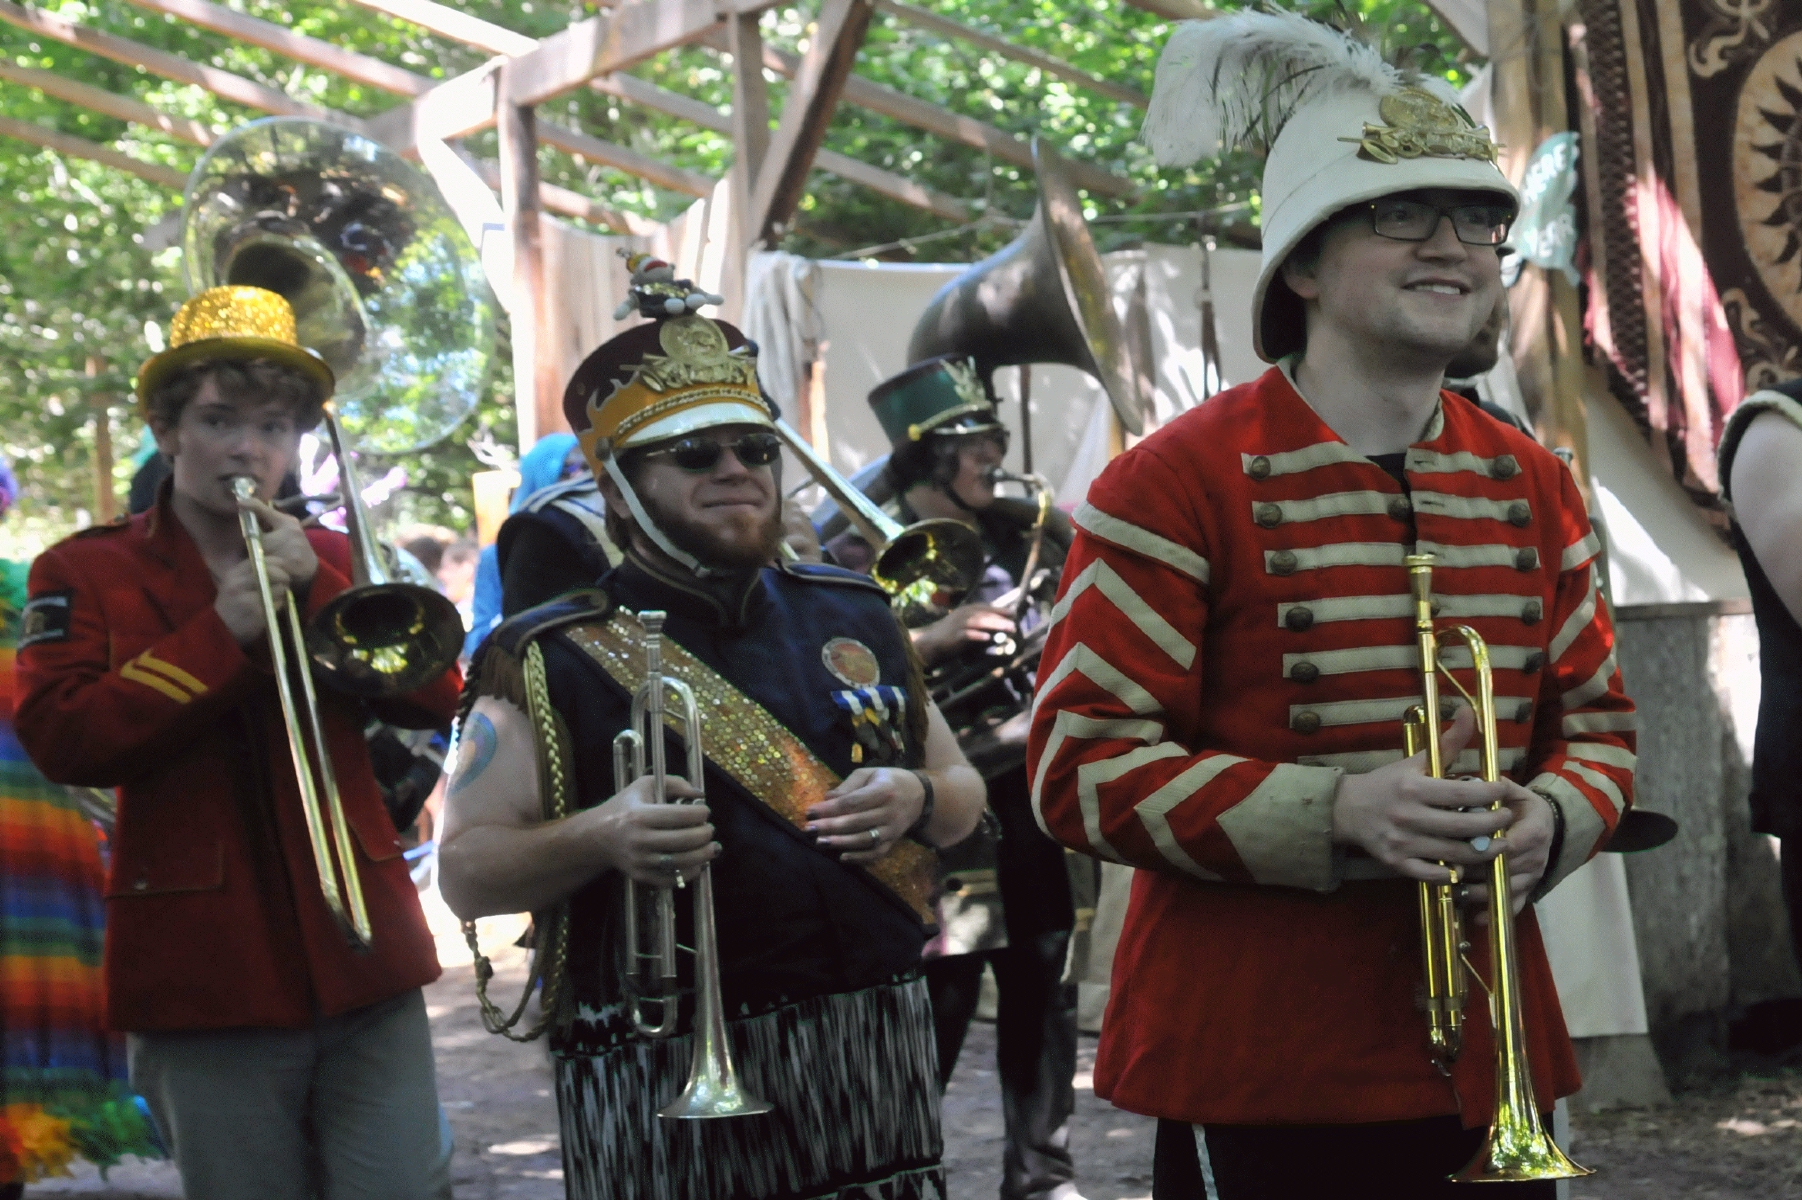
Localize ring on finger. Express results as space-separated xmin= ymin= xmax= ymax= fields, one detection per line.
xmin=658 ymin=852 xmax=674 ymax=870
xmin=869 ymin=827 xmax=882 ymax=844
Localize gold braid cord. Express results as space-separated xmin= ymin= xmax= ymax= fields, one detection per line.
xmin=464 ymin=640 xmax=575 ymax=1042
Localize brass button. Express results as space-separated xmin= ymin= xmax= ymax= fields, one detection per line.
xmin=1523 ymin=650 xmax=1545 ymax=673
xmin=1508 ymin=500 xmax=1532 ymax=527
xmin=1248 ymin=455 xmax=1272 ymax=481
xmin=1256 ymin=502 xmax=1284 ymax=529
xmin=1521 ymin=599 xmax=1543 ymax=625
xmin=1290 ymin=661 xmax=1320 ymax=684
xmin=1292 ymin=711 xmax=1322 ymax=735
xmin=1387 ymin=496 xmax=1412 ymax=521
xmin=1514 ymin=547 xmax=1540 ymax=571
xmin=1492 ymin=455 xmax=1520 ymax=480
xmin=1270 ymin=550 xmax=1298 ymax=576
xmin=1285 ymin=606 xmax=1314 ymax=632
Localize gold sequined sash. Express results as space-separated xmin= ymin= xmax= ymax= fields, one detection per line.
xmin=562 ymin=611 xmax=936 ymax=923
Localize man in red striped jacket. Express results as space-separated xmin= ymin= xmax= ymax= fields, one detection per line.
xmin=1029 ymin=15 xmax=1634 ymax=1198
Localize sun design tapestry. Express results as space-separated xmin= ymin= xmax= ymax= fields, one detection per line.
xmin=1576 ymin=0 xmax=1802 ymax=508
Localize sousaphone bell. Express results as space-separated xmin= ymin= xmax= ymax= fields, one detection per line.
xmin=908 ymin=137 xmax=1147 ymax=435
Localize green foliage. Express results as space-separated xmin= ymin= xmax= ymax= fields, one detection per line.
xmin=0 ymin=0 xmax=1475 ymax=554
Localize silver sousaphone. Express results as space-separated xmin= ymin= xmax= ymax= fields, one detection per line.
xmin=183 ymin=116 xmax=496 ymax=696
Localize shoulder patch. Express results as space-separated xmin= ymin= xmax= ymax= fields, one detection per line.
xmin=781 ymin=561 xmax=889 ymax=596
xmin=491 ymin=587 xmax=615 ymax=658
xmin=18 ymin=590 xmax=73 ymax=649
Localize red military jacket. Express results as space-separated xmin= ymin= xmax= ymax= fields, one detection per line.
xmin=14 ymin=492 xmax=456 ymax=1032
xmin=1028 ymin=367 xmax=1635 ymax=1128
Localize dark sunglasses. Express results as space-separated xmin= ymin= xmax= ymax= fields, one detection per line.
xmin=640 ymin=431 xmax=783 ymax=472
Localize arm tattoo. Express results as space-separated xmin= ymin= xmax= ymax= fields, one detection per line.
xmin=449 ymin=712 xmax=499 ymax=798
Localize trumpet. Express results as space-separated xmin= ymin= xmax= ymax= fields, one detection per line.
xmin=232 ymin=475 xmax=372 ymax=950
xmin=611 ymin=610 xmax=773 ymax=1121
xmin=1403 ymin=553 xmax=1589 ymax=1183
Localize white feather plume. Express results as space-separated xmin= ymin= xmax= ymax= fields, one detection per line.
xmin=1143 ymin=10 xmax=1423 ymax=167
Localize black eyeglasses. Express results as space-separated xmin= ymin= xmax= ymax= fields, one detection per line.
xmin=640 ymin=431 xmax=783 ymax=472
xmin=1366 ymin=198 xmax=1515 ymax=246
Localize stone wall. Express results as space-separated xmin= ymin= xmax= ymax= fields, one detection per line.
xmin=1613 ymin=603 xmax=1800 ymax=1077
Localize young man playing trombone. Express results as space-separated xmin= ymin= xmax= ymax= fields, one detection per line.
xmin=1028 ymin=13 xmax=1635 ymax=1198
xmin=438 ymin=268 xmax=985 ymax=1200
xmin=14 ymin=287 xmax=459 ymax=1199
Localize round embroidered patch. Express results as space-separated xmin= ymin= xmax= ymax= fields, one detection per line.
xmin=821 ymin=637 xmax=881 ymax=687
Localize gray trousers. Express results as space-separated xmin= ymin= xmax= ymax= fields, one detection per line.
xmin=128 ymin=988 xmax=453 ymax=1200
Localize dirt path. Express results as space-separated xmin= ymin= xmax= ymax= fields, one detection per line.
xmin=25 ymin=900 xmax=1802 ymax=1198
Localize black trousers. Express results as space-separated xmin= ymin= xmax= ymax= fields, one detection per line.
xmin=1783 ymin=835 xmax=1802 ymax=972
xmin=1152 ymin=1117 xmax=1560 ymax=1200
xmin=925 ymin=766 xmax=1079 ymax=1200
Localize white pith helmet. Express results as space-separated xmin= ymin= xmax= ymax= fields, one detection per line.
xmin=1143 ymin=11 xmax=1520 ymax=362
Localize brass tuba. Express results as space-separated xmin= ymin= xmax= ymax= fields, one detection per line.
xmin=1403 ymin=554 xmax=1590 ymax=1183
xmin=181 ymin=118 xmax=494 ymax=946
xmin=907 ymin=137 xmax=1147 ymax=435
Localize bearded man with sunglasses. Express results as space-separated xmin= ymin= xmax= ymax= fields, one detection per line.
xmin=1029 ymin=15 xmax=1634 ymax=1198
xmin=437 ymin=278 xmax=986 ymax=1200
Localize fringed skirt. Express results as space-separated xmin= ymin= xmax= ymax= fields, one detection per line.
xmin=555 ymin=975 xmax=945 ymax=1200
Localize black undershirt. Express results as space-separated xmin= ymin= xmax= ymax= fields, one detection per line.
xmin=1370 ymin=452 xmax=1417 ymax=545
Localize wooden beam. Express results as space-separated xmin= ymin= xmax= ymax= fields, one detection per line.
xmin=0 ymin=113 xmax=188 ymax=188
xmin=0 ymin=61 xmax=215 ymax=146
xmin=502 ymin=0 xmax=743 ymax=109
xmin=118 ymin=0 xmax=430 ymax=97
xmin=346 ymin=0 xmax=973 ymax=221
xmin=463 ymin=155 xmax=657 ymax=235
xmin=874 ymin=0 xmax=1146 ymax=109
xmin=705 ymin=30 xmax=1135 ymax=198
xmin=538 ymin=120 xmax=716 ymax=198
xmin=348 ymin=0 xmax=536 ymax=56
xmin=1118 ymin=0 xmax=1215 ymax=19
xmin=749 ymin=0 xmax=874 ymax=243
xmin=813 ymin=149 xmax=967 ymax=220
xmin=0 ymin=0 xmax=358 ymax=129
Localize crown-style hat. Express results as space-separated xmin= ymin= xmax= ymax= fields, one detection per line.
xmin=1144 ymin=11 xmax=1518 ymax=363
xmin=868 ymin=355 xmax=1002 ymax=451
xmin=136 ymin=285 xmax=335 ymax=416
xmin=562 ymin=255 xmax=774 ymax=576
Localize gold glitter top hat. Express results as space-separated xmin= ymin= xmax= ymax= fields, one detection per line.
xmin=136 ymin=285 xmax=335 ymax=415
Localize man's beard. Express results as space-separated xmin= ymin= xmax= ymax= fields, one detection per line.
xmin=644 ymin=497 xmax=784 ymax=572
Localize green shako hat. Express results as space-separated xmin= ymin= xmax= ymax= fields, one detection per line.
xmin=868 ymin=355 xmax=1002 ymax=450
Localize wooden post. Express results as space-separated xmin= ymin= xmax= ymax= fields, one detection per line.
xmin=802 ymin=354 xmax=831 ymax=461
xmin=727 ymin=10 xmax=771 ymax=260
xmin=87 ymin=356 xmax=115 ymax=522
xmin=746 ymin=0 xmax=875 ymax=245
xmin=497 ymin=68 xmax=554 ymax=451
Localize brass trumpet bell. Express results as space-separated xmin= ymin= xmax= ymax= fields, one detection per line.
xmin=908 ymin=138 xmax=1147 ymax=435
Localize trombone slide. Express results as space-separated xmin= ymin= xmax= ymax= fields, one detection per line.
xmin=232 ymin=476 xmax=372 ymax=950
